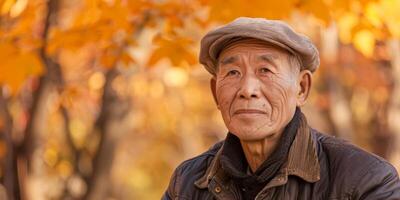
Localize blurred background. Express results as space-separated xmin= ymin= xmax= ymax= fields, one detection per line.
xmin=0 ymin=0 xmax=400 ymax=199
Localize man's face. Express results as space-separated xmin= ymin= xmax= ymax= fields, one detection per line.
xmin=212 ymin=39 xmax=304 ymax=141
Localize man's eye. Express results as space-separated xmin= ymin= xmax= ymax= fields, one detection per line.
xmin=226 ymin=70 xmax=240 ymax=76
xmin=259 ymin=67 xmax=271 ymax=74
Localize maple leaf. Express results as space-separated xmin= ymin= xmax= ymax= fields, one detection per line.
xmin=148 ymin=34 xmax=197 ymax=67
xmin=0 ymin=42 xmax=44 ymax=94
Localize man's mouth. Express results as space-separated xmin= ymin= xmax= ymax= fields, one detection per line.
xmin=234 ymin=109 xmax=267 ymax=115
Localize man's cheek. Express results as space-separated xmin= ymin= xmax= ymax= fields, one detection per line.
xmin=216 ymin=85 xmax=237 ymax=104
xmin=219 ymin=99 xmax=232 ymax=115
xmin=266 ymin=82 xmax=291 ymax=102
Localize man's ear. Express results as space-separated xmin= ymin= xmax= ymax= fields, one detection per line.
xmin=296 ymin=70 xmax=312 ymax=106
xmin=210 ymin=77 xmax=219 ymax=108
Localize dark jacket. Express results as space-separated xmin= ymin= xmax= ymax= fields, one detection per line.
xmin=162 ymin=128 xmax=400 ymax=200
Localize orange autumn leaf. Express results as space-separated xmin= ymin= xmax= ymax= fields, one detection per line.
xmin=120 ymin=52 xmax=136 ymax=67
xmin=148 ymin=35 xmax=197 ymax=67
xmin=0 ymin=42 xmax=44 ymax=94
xmin=299 ymin=0 xmax=332 ymax=25
xmin=100 ymin=52 xmax=118 ymax=69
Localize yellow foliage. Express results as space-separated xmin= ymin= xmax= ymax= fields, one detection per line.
xmin=9 ymin=0 xmax=27 ymax=17
xmin=365 ymin=2 xmax=383 ymax=28
xmin=3 ymin=0 xmax=400 ymax=98
xmin=353 ymin=29 xmax=375 ymax=57
xmin=46 ymin=27 xmax=102 ymax=55
xmin=376 ymin=0 xmax=400 ymax=38
xmin=74 ymin=0 xmax=102 ymax=27
xmin=330 ymin=0 xmax=352 ymax=13
xmin=207 ymin=0 xmax=295 ymax=22
xmin=337 ymin=13 xmax=359 ymax=44
xmin=1 ymin=0 xmax=15 ymax=15
xmin=1 ymin=1 xmax=400 ymax=199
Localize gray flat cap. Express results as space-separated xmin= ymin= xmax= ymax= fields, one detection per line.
xmin=199 ymin=17 xmax=320 ymax=75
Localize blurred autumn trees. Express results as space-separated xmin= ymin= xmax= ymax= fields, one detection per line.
xmin=0 ymin=0 xmax=400 ymax=199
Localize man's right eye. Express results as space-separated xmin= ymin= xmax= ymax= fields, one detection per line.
xmin=226 ymin=70 xmax=240 ymax=77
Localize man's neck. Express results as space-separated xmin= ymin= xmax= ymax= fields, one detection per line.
xmin=240 ymin=132 xmax=283 ymax=173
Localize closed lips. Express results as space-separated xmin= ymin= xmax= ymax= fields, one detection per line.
xmin=234 ymin=109 xmax=266 ymax=114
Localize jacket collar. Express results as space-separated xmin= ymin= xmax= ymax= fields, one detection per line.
xmin=194 ymin=123 xmax=320 ymax=189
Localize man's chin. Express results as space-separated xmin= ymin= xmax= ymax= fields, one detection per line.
xmin=230 ymin=127 xmax=277 ymax=141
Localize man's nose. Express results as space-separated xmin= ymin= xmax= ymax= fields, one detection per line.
xmin=237 ymin=74 xmax=261 ymax=99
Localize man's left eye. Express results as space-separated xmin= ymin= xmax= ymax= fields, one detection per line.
xmin=259 ymin=68 xmax=271 ymax=73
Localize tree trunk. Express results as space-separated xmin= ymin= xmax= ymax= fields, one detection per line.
xmin=83 ymin=68 xmax=130 ymax=200
xmin=83 ymin=14 xmax=149 ymax=199
xmin=0 ymin=88 xmax=19 ymax=200
xmin=17 ymin=0 xmax=61 ymax=198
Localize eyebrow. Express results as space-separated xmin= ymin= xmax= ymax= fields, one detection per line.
xmin=219 ymin=56 xmax=239 ymax=65
xmin=257 ymin=54 xmax=278 ymax=64
xmin=256 ymin=54 xmax=280 ymax=70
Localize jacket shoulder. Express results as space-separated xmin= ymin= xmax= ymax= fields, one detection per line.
xmin=173 ymin=141 xmax=222 ymax=182
xmin=312 ymin=130 xmax=377 ymax=194
xmin=312 ymin=130 xmax=400 ymax=199
xmin=162 ymin=141 xmax=223 ymax=199
xmin=314 ymin=130 xmax=386 ymax=166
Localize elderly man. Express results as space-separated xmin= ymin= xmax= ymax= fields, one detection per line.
xmin=162 ymin=17 xmax=400 ymax=200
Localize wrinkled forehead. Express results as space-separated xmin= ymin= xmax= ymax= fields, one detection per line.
xmin=217 ymin=38 xmax=293 ymax=61
xmin=214 ymin=38 xmax=302 ymax=76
